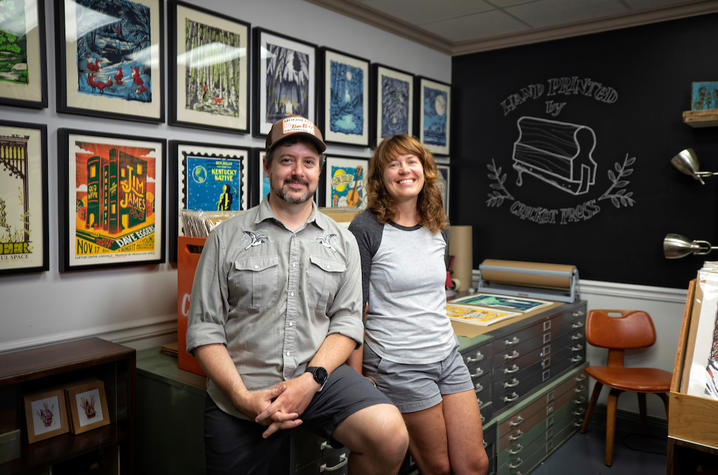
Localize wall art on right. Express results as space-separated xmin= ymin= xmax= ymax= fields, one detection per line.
xmin=416 ymin=76 xmax=451 ymax=156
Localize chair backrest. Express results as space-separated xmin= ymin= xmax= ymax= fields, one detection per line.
xmin=585 ymin=309 xmax=657 ymax=350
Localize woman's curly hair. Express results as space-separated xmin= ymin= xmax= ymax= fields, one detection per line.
xmin=366 ymin=134 xmax=448 ymax=233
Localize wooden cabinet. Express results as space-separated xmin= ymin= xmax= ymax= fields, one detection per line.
xmin=456 ymin=299 xmax=587 ymax=474
xmin=0 ymin=338 xmax=135 ymax=474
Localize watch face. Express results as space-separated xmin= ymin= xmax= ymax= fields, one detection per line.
xmin=310 ymin=366 xmax=328 ymax=384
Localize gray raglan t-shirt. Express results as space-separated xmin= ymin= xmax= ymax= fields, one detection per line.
xmin=349 ymin=211 xmax=457 ymax=364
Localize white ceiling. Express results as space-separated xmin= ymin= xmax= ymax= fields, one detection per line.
xmin=307 ymin=0 xmax=718 ymax=55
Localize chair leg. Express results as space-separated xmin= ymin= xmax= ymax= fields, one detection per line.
xmin=656 ymin=392 xmax=669 ymax=418
xmin=637 ymin=392 xmax=647 ymax=433
xmin=605 ymin=388 xmax=622 ymax=466
xmin=581 ymin=381 xmax=603 ymax=433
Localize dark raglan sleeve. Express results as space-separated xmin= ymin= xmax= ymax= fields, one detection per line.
xmin=348 ymin=211 xmax=383 ymax=313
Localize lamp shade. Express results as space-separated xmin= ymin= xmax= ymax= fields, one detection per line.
xmin=663 ymin=233 xmax=713 ymax=259
xmin=670 ymin=148 xmax=704 ymax=183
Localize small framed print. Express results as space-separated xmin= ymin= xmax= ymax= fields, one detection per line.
xmin=24 ymin=389 xmax=69 ymax=444
xmin=253 ymin=27 xmax=316 ymax=136
xmin=0 ymin=0 xmax=48 ymax=108
xmin=55 ymin=0 xmax=165 ymax=123
xmin=318 ymin=47 xmax=370 ymax=147
xmin=249 ymin=148 xmax=270 ymax=207
xmin=416 ymin=76 xmax=451 ymax=156
xmin=170 ymin=141 xmax=250 ymax=260
xmin=169 ymin=1 xmax=250 ymax=133
xmin=57 ymin=129 xmax=166 ymax=271
xmin=0 ymin=120 xmax=48 ymax=274
xmin=322 ymin=155 xmax=368 ymax=209
xmin=437 ymin=163 xmax=450 ymax=218
xmin=371 ymin=64 xmax=413 ymax=146
xmin=64 ymin=380 xmax=110 ymax=435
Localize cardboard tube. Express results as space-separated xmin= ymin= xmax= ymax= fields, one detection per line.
xmin=449 ymin=225 xmax=473 ymax=291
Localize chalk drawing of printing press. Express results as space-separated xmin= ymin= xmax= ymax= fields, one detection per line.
xmin=512 ymin=116 xmax=597 ymax=195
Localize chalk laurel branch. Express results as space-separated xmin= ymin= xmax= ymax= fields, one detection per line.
xmin=485 ymin=154 xmax=636 ymax=209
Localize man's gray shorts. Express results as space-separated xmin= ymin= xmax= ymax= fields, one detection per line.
xmin=363 ymin=344 xmax=474 ymax=413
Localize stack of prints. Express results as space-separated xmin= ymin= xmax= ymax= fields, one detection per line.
xmin=446 ymin=293 xmax=551 ymax=326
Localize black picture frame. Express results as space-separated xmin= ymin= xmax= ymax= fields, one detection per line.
xmin=168 ymin=1 xmax=251 ymax=134
xmin=415 ymin=76 xmax=451 ymax=156
xmin=320 ymin=155 xmax=369 ymax=209
xmin=168 ymin=140 xmax=250 ymax=261
xmin=0 ymin=0 xmax=48 ymax=109
xmin=55 ymin=0 xmax=165 ymax=123
xmin=57 ymin=128 xmax=166 ymax=272
xmin=370 ymin=63 xmax=414 ymax=146
xmin=317 ymin=47 xmax=370 ymax=148
xmin=0 ymin=120 xmax=48 ymax=274
xmin=252 ymin=27 xmax=317 ymax=137
xmin=249 ymin=148 xmax=268 ymax=208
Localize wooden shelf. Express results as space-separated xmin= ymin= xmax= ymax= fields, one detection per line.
xmin=682 ymin=109 xmax=718 ymax=127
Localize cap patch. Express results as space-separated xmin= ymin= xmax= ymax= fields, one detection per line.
xmin=282 ymin=117 xmax=316 ymax=136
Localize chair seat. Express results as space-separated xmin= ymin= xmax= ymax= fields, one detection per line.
xmin=585 ymin=366 xmax=672 ymax=393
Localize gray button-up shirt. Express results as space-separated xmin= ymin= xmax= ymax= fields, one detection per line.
xmin=186 ymin=198 xmax=363 ymax=419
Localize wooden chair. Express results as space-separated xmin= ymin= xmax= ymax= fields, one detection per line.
xmin=580 ymin=309 xmax=672 ymax=466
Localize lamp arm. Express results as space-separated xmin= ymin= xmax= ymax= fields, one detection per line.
xmin=695 ymin=171 xmax=718 ymax=177
xmin=692 ymin=240 xmax=718 ymax=255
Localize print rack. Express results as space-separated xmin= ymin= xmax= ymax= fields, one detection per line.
xmin=477 ymin=259 xmax=579 ymax=303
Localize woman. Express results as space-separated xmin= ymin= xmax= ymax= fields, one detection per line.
xmin=348 ymin=134 xmax=488 ymax=475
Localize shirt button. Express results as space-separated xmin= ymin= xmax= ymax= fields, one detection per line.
xmin=292 ymin=262 xmax=297 ymax=268
xmin=288 ymin=322 xmax=294 ymax=327
xmin=286 ymin=352 xmax=291 ymax=356
xmin=253 ymin=265 xmax=258 ymax=269
xmin=289 ymin=291 xmax=295 ymax=296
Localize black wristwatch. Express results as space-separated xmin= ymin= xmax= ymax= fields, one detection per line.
xmin=305 ymin=366 xmax=328 ymax=392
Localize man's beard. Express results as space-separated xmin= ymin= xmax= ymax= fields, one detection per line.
xmin=277 ymin=178 xmax=314 ymax=204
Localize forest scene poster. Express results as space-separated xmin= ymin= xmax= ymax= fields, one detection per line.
xmin=173 ymin=3 xmax=248 ymax=132
xmin=0 ymin=0 xmax=45 ymax=106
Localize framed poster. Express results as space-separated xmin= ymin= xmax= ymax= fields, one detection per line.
xmin=416 ymin=76 xmax=451 ymax=155
xmin=318 ymin=47 xmax=369 ymax=147
xmin=0 ymin=0 xmax=47 ymax=108
xmin=0 ymin=120 xmax=48 ymax=274
xmin=64 ymin=380 xmax=110 ymax=435
xmin=58 ymin=129 xmax=165 ymax=271
xmin=169 ymin=1 xmax=250 ymax=133
xmin=24 ymin=389 xmax=69 ymax=443
xmin=169 ymin=141 xmax=249 ymax=260
xmin=249 ymin=148 xmax=269 ymax=207
xmin=55 ymin=0 xmax=165 ymax=123
xmin=437 ymin=163 xmax=450 ymax=218
xmin=322 ymin=155 xmax=368 ymax=209
xmin=252 ymin=27 xmax=316 ymax=136
xmin=371 ymin=64 xmax=413 ymax=146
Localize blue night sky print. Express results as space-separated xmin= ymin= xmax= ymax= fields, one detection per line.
xmin=329 ymin=60 xmax=364 ymax=135
xmin=381 ymin=76 xmax=409 ymax=137
xmin=187 ymin=157 xmax=241 ymax=211
xmin=423 ymin=87 xmax=447 ymax=146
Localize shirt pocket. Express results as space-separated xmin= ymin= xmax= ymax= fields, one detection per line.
xmin=233 ymin=256 xmax=279 ymax=310
xmin=307 ymin=255 xmax=347 ymax=314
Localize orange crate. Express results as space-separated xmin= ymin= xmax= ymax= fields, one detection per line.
xmin=177 ymin=236 xmax=206 ymax=376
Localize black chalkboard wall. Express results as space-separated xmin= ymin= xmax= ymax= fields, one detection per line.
xmin=451 ymin=13 xmax=718 ymax=289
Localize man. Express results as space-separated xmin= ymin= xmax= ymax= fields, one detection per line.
xmin=187 ymin=116 xmax=409 ymax=474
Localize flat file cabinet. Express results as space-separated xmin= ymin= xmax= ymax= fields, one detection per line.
xmin=455 ymin=298 xmax=587 ymax=474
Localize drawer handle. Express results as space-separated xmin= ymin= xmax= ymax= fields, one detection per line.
xmin=575 ymin=374 xmax=586 ymax=382
xmin=504 ymin=350 xmax=520 ymax=360
xmin=509 ymin=430 xmax=523 ymax=441
xmin=471 ymin=368 xmax=485 ymax=378
xmin=571 ymin=333 xmax=583 ymax=341
xmin=504 ymin=378 xmax=520 ymax=388
xmin=570 ymin=344 xmax=583 ymax=351
xmin=572 ymin=310 xmax=585 ymax=317
xmin=574 ymin=396 xmax=586 ymax=404
xmin=504 ymin=392 xmax=519 ymax=403
xmin=466 ymin=352 xmax=485 ymax=363
xmin=574 ymin=384 xmax=585 ymax=392
xmin=504 ymin=336 xmax=520 ymax=346
xmin=572 ymin=321 xmax=584 ymax=328
xmin=483 ymin=439 xmax=488 ymax=448
xmin=571 ymin=356 xmax=583 ymax=363
xmin=509 ymin=415 xmax=524 ymax=427
xmin=509 ymin=443 xmax=523 ymax=455
xmin=478 ymin=398 xmax=486 ymax=408
xmin=504 ymin=364 xmax=519 ymax=374
xmin=320 ymin=453 xmax=348 ymax=472
xmin=320 ymin=440 xmax=331 ymax=451
xmin=509 ymin=457 xmax=523 ymax=469
xmin=475 ymin=382 xmax=484 ymax=392
xmin=573 ymin=408 xmax=586 ymax=416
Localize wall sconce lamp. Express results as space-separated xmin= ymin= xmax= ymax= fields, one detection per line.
xmin=670 ymin=148 xmax=718 ymax=185
xmin=663 ymin=233 xmax=718 ymax=259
